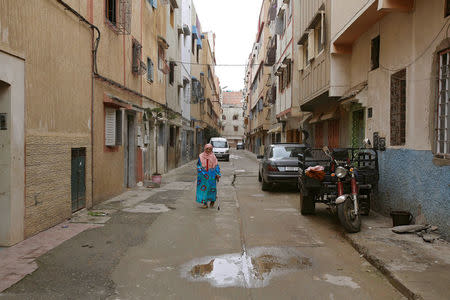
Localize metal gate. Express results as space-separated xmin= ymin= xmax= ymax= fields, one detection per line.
xmin=71 ymin=148 xmax=86 ymax=212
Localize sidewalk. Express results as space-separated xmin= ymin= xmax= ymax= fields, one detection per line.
xmin=344 ymin=212 xmax=450 ymax=299
xmin=0 ymin=160 xmax=197 ymax=294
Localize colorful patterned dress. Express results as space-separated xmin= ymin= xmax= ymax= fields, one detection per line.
xmin=196 ymin=158 xmax=221 ymax=204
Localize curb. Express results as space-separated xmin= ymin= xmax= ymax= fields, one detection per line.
xmin=342 ymin=233 xmax=423 ymax=300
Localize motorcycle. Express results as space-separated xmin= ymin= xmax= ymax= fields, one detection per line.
xmin=298 ymin=139 xmax=378 ymax=233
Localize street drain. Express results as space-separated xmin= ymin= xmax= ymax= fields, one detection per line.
xmin=182 ymin=247 xmax=312 ymax=288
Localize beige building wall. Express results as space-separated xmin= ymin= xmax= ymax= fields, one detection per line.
xmin=0 ymin=0 xmax=93 ymax=239
xmin=297 ymin=0 xmax=330 ymax=106
xmin=0 ymin=52 xmax=25 ymax=246
xmin=331 ymin=0 xmax=446 ymax=150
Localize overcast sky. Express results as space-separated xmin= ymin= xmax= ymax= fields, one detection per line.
xmin=193 ymin=0 xmax=262 ymax=91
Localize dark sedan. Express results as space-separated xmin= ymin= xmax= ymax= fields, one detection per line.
xmin=257 ymin=143 xmax=308 ymax=191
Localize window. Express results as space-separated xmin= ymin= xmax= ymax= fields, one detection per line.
xmin=371 ymin=36 xmax=380 ymax=70
xmin=446 ymin=0 xmax=450 ymax=17
xmin=270 ymin=145 xmax=303 ymax=160
xmin=169 ymin=126 xmax=175 ymax=146
xmin=170 ymin=6 xmax=174 ymax=28
xmin=147 ymin=0 xmax=157 ymax=9
xmin=0 ymin=113 xmax=6 ymax=130
xmin=222 ymin=115 xmax=226 ymax=120
xmin=316 ymin=13 xmax=325 ymax=53
xmin=234 ymin=126 xmax=238 ymax=132
xmin=132 ymin=39 xmax=142 ymax=75
xmin=105 ymin=107 xmax=122 ymax=146
xmin=106 ymin=0 xmax=117 ymax=25
xmin=169 ymin=61 xmax=175 ymax=85
xmin=286 ymin=61 xmax=292 ymax=86
xmin=437 ymin=50 xmax=450 ymax=157
xmin=158 ymin=124 xmax=165 ymax=145
xmin=147 ymin=57 xmax=154 ymax=82
xmin=304 ymin=38 xmax=309 ymax=66
xmin=390 ymin=69 xmax=406 ymax=146
xmin=233 ymin=114 xmax=238 ymax=120
xmin=158 ymin=45 xmax=168 ymax=74
xmin=211 ymin=140 xmax=228 ymax=148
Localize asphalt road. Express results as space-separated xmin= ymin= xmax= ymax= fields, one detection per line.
xmin=3 ymin=150 xmax=404 ymax=299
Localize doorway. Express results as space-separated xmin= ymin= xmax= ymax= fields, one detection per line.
xmin=352 ymin=109 xmax=365 ymax=148
xmin=71 ymin=148 xmax=86 ymax=212
xmin=126 ymin=114 xmax=136 ymax=187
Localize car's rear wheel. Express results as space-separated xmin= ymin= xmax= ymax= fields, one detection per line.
xmin=261 ymin=176 xmax=271 ymax=191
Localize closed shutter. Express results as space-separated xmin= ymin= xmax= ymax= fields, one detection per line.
xmin=327 ymin=119 xmax=340 ymax=149
xmin=314 ymin=122 xmax=324 ymax=148
xmin=105 ymin=108 xmax=116 ymax=146
xmin=116 ymin=109 xmax=122 ymax=145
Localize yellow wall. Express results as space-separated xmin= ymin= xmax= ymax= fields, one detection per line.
xmin=0 ymin=0 xmax=93 ymax=238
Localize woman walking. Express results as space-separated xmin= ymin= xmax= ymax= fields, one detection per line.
xmin=196 ymin=144 xmax=221 ymax=209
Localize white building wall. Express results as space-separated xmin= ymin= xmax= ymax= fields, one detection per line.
xmin=181 ymin=0 xmax=192 ymax=121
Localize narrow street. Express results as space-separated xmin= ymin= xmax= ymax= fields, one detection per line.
xmin=3 ymin=150 xmax=403 ymax=299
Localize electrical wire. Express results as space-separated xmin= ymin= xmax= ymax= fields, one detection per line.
xmin=379 ymin=18 xmax=450 ymax=74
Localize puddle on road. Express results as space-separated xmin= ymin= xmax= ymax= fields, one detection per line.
xmin=181 ymin=247 xmax=312 ymax=288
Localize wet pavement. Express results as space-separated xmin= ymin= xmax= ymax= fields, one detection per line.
xmin=2 ymin=150 xmax=405 ymax=299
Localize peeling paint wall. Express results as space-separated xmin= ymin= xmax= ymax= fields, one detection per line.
xmin=376 ymin=149 xmax=450 ymax=239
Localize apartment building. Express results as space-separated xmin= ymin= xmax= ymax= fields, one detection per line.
xmin=222 ymin=91 xmax=245 ymax=148
xmin=245 ymin=0 xmax=272 ymax=155
xmin=0 ymin=0 xmax=222 ymax=246
xmin=330 ymin=0 xmax=450 ymax=237
xmin=190 ymin=18 xmax=222 ymax=155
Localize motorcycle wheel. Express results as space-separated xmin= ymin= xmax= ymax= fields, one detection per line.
xmin=300 ymin=192 xmax=315 ymax=215
xmin=337 ymin=196 xmax=361 ymax=233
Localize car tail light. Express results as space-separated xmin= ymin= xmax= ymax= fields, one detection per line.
xmin=267 ymin=164 xmax=279 ymax=172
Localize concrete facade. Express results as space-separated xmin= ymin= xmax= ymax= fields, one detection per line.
xmin=243 ymin=0 xmax=450 ymax=239
xmin=0 ymin=51 xmax=25 ymax=246
xmin=222 ymin=91 xmax=244 ymax=148
xmin=330 ymin=0 xmax=450 ymax=238
xmin=0 ymin=0 xmax=93 ymax=242
xmin=0 ymin=0 xmax=222 ymax=245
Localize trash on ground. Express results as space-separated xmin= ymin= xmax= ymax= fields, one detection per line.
xmin=392 ymin=224 xmax=429 ymax=234
xmin=88 ymin=211 xmax=108 ymax=217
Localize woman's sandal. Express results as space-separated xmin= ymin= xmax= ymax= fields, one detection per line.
xmin=201 ymin=204 xmax=208 ymax=209
xmin=209 ymin=202 xmax=215 ymax=208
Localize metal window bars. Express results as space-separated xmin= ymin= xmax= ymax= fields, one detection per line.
xmin=132 ymin=39 xmax=147 ymax=75
xmin=437 ymin=51 xmax=450 ymax=157
xmin=117 ymin=0 xmax=131 ymax=35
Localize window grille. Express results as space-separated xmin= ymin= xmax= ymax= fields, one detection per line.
xmin=390 ymin=69 xmax=406 ymax=146
xmin=117 ymin=0 xmax=132 ymax=34
xmin=132 ymin=39 xmax=147 ymax=75
xmin=147 ymin=58 xmax=154 ymax=82
xmin=437 ymin=50 xmax=450 ymax=157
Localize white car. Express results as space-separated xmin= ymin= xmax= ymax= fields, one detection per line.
xmin=210 ymin=137 xmax=230 ymax=161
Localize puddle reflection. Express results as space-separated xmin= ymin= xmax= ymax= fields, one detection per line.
xmin=182 ymin=247 xmax=312 ymax=288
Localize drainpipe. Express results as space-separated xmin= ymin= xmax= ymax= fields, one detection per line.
xmin=56 ymin=0 xmax=100 ymax=208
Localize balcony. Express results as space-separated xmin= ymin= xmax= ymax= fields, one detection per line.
xmin=265 ymin=37 xmax=277 ymax=66
xmin=332 ymin=0 xmax=414 ymax=54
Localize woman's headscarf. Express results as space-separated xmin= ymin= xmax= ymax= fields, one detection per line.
xmin=199 ymin=143 xmax=218 ymax=171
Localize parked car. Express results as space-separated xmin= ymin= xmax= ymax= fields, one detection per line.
xmin=210 ymin=137 xmax=230 ymax=161
xmin=236 ymin=142 xmax=244 ymax=150
xmin=257 ymin=143 xmax=308 ymax=191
